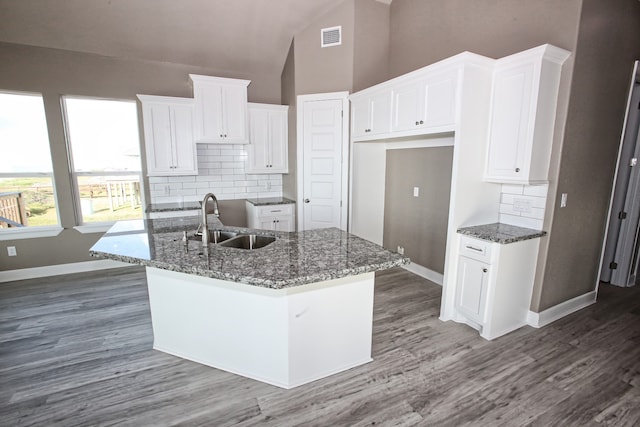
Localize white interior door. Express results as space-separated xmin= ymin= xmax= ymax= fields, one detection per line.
xmin=298 ymin=94 xmax=347 ymax=231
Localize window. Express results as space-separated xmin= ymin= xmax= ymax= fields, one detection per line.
xmin=0 ymin=92 xmax=59 ymax=229
xmin=63 ymin=97 xmax=143 ymax=225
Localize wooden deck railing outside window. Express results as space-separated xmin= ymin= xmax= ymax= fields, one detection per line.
xmin=0 ymin=192 xmax=28 ymax=228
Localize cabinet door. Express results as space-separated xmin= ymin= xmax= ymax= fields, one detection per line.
xmin=391 ymin=79 xmax=424 ymax=132
xmin=144 ymin=103 xmax=174 ymax=175
xmin=193 ymin=83 xmax=224 ymax=142
xmin=268 ymin=110 xmax=288 ymax=172
xmin=274 ymin=216 xmax=294 ymax=232
xmin=221 ymin=84 xmax=248 ymax=142
xmin=351 ymin=96 xmax=371 ymax=138
xmin=170 ymin=104 xmax=197 ymax=174
xmin=423 ymin=69 xmax=458 ymax=128
xmin=485 ymin=62 xmax=535 ymax=182
xmin=369 ymin=91 xmax=392 ymax=135
xmin=455 ymin=256 xmax=489 ymax=324
xmin=248 ymin=109 xmax=270 ymax=172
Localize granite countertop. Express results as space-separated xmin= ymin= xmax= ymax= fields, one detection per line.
xmin=245 ymin=197 xmax=295 ymax=206
xmin=90 ymin=216 xmax=409 ymax=289
xmin=457 ymin=222 xmax=546 ymax=244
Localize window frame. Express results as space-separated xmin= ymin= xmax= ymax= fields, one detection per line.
xmin=0 ymin=90 xmax=63 ymax=239
xmin=62 ymin=96 xmax=145 ymax=232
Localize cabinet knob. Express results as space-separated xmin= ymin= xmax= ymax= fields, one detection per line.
xmin=304 ymin=199 xmax=310 ymax=203
xmin=515 ymin=168 xmax=520 ymax=172
xmin=415 ymin=121 xmax=420 ymax=126
xmin=419 ymin=120 xmax=424 ymax=125
xmin=482 ymin=268 xmax=488 ymax=273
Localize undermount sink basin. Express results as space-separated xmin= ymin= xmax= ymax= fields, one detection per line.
xmin=218 ymin=234 xmax=276 ymax=250
xmin=189 ymin=230 xmax=238 ymax=244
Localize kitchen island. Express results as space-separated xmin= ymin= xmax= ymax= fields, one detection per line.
xmin=90 ymin=216 xmax=408 ymax=388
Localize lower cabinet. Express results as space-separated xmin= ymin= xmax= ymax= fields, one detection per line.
xmin=246 ymin=202 xmax=295 ymax=232
xmin=454 ymin=235 xmax=540 ymax=340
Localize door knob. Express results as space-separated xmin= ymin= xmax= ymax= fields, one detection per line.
xmin=304 ymin=199 xmax=310 ymax=203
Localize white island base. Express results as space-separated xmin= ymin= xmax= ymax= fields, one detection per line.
xmin=146 ymin=267 xmax=375 ymax=389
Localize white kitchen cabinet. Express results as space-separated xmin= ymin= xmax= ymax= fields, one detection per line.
xmin=246 ymin=202 xmax=295 ymax=232
xmin=137 ymin=95 xmax=198 ymax=176
xmin=190 ymin=74 xmax=250 ymax=144
xmin=484 ymin=44 xmax=570 ymax=184
xmin=350 ymin=89 xmax=392 ymax=139
xmin=247 ymin=103 xmax=288 ymax=173
xmin=456 ymin=255 xmax=490 ymax=325
xmin=454 ymin=234 xmax=540 ymax=340
xmin=391 ymin=68 xmax=459 ymax=133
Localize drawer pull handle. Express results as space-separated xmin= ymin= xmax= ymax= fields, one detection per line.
xmin=465 ymin=245 xmax=483 ymax=252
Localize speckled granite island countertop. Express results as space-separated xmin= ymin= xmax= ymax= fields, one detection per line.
xmin=457 ymin=222 xmax=546 ymax=244
xmin=90 ymin=216 xmax=409 ymax=289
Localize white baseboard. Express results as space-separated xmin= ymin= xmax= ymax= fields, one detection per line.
xmin=0 ymin=260 xmax=132 ymax=283
xmin=527 ymin=290 xmax=597 ymax=328
xmin=402 ymin=262 xmax=443 ymax=286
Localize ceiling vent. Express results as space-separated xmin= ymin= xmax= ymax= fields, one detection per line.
xmin=321 ymin=26 xmax=342 ymax=48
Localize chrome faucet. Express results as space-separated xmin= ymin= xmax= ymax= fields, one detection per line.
xmin=201 ymin=193 xmax=220 ymax=246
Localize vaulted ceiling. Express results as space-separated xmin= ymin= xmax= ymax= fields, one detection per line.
xmin=0 ymin=0 xmax=357 ymax=79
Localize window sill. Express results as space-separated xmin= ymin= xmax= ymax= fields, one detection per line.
xmin=0 ymin=226 xmax=64 ymax=241
xmin=73 ymin=223 xmax=115 ymax=234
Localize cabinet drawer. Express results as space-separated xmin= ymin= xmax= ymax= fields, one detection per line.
xmin=459 ymin=236 xmax=493 ymax=263
xmin=256 ymin=204 xmax=293 ymax=217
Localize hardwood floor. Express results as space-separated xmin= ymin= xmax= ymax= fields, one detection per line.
xmin=1 ymin=266 xmax=639 ymax=426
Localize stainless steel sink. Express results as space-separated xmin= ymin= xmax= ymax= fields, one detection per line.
xmin=189 ymin=230 xmax=238 ymax=244
xmin=218 ymin=234 xmax=276 ymax=250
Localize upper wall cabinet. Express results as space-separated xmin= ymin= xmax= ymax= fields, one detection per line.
xmin=350 ymin=64 xmax=460 ymax=142
xmin=247 ymin=103 xmax=289 ymax=174
xmin=189 ymin=74 xmax=250 ymax=144
xmin=351 ymin=90 xmax=392 ymax=139
xmin=391 ymin=68 xmax=459 ymax=133
xmin=137 ymin=95 xmax=198 ymax=176
xmin=483 ymin=44 xmax=570 ymax=184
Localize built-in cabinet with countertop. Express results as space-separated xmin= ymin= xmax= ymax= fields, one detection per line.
xmin=137 ymin=95 xmax=198 ymax=176
xmin=247 ymin=103 xmax=288 ymax=173
xmin=246 ymin=198 xmax=295 ymax=232
xmin=455 ymin=224 xmax=545 ymax=340
xmin=484 ymin=44 xmax=570 ymax=184
xmin=190 ymin=74 xmax=250 ymax=144
xmin=349 ymin=44 xmax=570 ymax=339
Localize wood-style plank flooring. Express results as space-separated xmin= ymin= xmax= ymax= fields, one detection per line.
xmin=1 ymin=266 xmax=639 ymax=426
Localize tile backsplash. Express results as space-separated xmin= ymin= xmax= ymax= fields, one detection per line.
xmin=148 ymin=144 xmax=283 ymax=204
xmin=499 ymin=184 xmax=548 ymax=230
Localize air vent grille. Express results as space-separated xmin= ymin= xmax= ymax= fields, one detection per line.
xmin=321 ymin=26 xmax=342 ymax=48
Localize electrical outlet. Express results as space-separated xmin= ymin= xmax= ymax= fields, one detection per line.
xmin=7 ymin=246 xmax=17 ymax=257
xmin=397 ymin=245 xmax=405 ymax=255
xmin=513 ymin=197 xmax=533 ymax=214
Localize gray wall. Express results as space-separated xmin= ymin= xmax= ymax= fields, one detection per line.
xmin=383 ymin=147 xmax=453 ymax=273
xmin=292 ymin=0 xmax=355 ymax=96
xmin=536 ymin=0 xmax=640 ymax=311
xmin=0 ymin=41 xmax=274 ymax=270
xmin=388 ymin=0 xmax=582 ymax=78
xmin=353 ymin=0 xmax=390 ymax=92
xmin=281 ymin=41 xmax=298 ymax=203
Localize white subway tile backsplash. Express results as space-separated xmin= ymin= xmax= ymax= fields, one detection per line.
xmin=499 ymin=183 xmax=548 ymax=230
xmin=501 ymin=184 xmax=524 ymax=195
xmin=149 ymin=145 xmax=284 ymax=205
xmin=500 ymin=213 xmax=543 ymax=230
xmin=523 ymin=184 xmax=549 ymax=197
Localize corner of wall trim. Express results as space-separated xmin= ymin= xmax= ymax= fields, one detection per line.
xmin=526 ymin=290 xmax=597 ymax=328
xmin=0 ymin=260 xmax=132 ymax=283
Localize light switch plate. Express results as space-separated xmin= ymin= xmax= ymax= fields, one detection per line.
xmin=560 ymin=193 xmax=568 ymax=208
xmin=413 ymin=187 xmax=419 ymax=197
